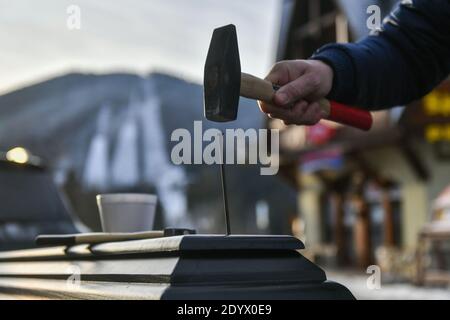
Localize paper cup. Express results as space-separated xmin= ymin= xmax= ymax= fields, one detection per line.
xmin=96 ymin=193 xmax=157 ymax=233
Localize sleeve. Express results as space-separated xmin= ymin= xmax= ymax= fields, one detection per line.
xmin=311 ymin=0 xmax=450 ymax=110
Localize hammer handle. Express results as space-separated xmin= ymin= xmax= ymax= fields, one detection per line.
xmin=36 ymin=231 xmax=166 ymax=246
xmin=240 ymin=73 xmax=372 ymax=131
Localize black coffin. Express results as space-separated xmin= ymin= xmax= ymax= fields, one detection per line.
xmin=0 ymin=235 xmax=354 ymax=300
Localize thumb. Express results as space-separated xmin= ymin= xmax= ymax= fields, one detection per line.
xmin=274 ymin=74 xmax=319 ymax=106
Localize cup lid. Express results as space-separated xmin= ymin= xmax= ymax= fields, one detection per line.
xmin=96 ymin=193 xmax=157 ymax=203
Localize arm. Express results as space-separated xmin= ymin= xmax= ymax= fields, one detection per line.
xmin=259 ymin=0 xmax=450 ymax=126
xmin=312 ymin=0 xmax=450 ymax=109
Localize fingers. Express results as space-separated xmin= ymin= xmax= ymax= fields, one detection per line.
xmin=259 ymin=100 xmax=324 ymax=126
xmin=258 ymin=100 xmax=281 ymax=115
xmin=259 ymin=103 xmax=275 ymax=115
xmin=264 ymin=60 xmax=307 ymax=86
xmin=299 ymin=101 xmax=326 ymax=125
xmin=274 ymin=73 xmax=321 ymax=106
xmin=264 ymin=62 xmax=288 ymax=85
xmin=260 ymin=59 xmax=333 ymax=126
xmin=277 ymin=101 xmax=309 ymax=125
xmin=264 ymin=60 xmax=333 ymax=107
xmin=265 ymin=69 xmax=285 ymax=87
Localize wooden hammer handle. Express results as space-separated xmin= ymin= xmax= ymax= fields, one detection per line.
xmin=240 ymin=73 xmax=372 ymax=131
xmin=36 ymin=231 xmax=165 ymax=246
xmin=240 ymin=73 xmax=276 ymax=102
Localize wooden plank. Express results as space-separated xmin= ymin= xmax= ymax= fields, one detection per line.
xmin=0 ymin=246 xmax=68 ymax=262
xmin=0 ymin=258 xmax=177 ymax=283
xmin=0 ymin=252 xmax=324 ymax=285
xmin=0 ymin=277 xmax=167 ymax=300
xmin=0 ymin=277 xmax=355 ymax=300
xmin=92 ymin=235 xmax=304 ymax=256
xmin=0 ymin=235 xmax=305 ymax=262
xmin=0 ymin=235 xmax=355 ymax=300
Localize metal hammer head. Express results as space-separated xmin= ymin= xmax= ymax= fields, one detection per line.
xmin=203 ymin=24 xmax=241 ymax=122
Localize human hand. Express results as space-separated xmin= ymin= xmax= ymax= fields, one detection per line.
xmin=258 ymin=59 xmax=334 ymax=125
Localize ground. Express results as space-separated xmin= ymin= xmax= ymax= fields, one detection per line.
xmin=326 ymin=269 xmax=450 ymax=300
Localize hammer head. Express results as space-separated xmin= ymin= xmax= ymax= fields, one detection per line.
xmin=203 ymin=24 xmax=241 ymax=122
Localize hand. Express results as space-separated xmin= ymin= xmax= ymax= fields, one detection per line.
xmin=258 ymin=60 xmax=334 ymax=125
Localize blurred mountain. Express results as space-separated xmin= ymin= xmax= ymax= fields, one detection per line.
xmin=0 ymin=72 xmax=296 ymax=234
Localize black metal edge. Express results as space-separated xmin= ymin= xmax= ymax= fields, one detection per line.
xmin=179 ymin=235 xmax=305 ymax=251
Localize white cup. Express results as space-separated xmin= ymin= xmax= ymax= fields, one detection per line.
xmin=96 ymin=193 xmax=157 ymax=233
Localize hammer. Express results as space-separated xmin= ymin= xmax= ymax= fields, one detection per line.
xmin=203 ymin=24 xmax=373 ymax=131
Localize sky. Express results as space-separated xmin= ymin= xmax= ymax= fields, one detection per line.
xmin=0 ymin=0 xmax=282 ymax=94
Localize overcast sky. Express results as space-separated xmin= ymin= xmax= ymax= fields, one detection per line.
xmin=0 ymin=0 xmax=281 ymax=94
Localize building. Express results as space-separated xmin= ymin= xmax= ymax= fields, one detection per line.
xmin=274 ymin=0 xmax=450 ymax=274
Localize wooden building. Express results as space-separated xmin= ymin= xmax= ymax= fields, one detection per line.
xmin=274 ymin=0 xmax=450 ymax=271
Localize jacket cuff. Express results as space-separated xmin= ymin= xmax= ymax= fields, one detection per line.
xmin=310 ymin=44 xmax=356 ymax=104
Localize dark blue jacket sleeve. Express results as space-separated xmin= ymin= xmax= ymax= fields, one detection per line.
xmin=311 ymin=0 xmax=450 ymax=110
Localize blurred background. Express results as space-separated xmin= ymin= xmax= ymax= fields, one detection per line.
xmin=1 ymin=0 xmax=450 ymax=299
